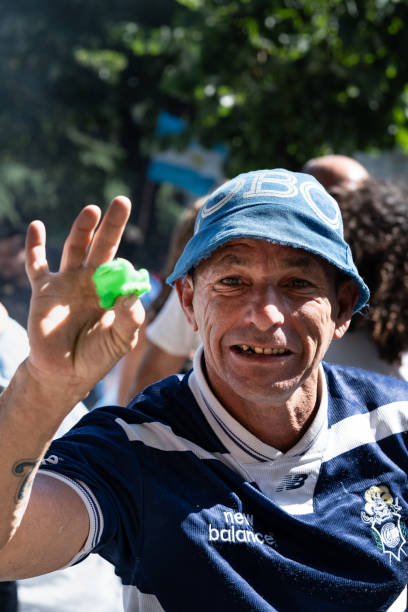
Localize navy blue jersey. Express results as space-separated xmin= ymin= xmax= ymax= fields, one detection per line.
xmin=40 ymin=358 xmax=408 ymax=611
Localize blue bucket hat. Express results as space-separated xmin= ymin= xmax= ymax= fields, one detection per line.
xmin=167 ymin=169 xmax=369 ymax=313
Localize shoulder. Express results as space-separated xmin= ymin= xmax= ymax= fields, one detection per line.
xmin=55 ymin=373 xmax=223 ymax=454
xmin=324 ymin=360 xmax=408 ymax=389
xmin=128 ymin=372 xmax=194 ymax=418
xmin=323 ymin=362 xmax=408 ymax=422
xmin=323 ymin=361 xmax=408 ymax=401
xmin=71 ymin=374 xmax=191 ymax=431
xmin=42 ymin=376 xmax=194 ymax=473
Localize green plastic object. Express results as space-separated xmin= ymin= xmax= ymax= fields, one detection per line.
xmin=93 ymin=258 xmax=151 ymax=309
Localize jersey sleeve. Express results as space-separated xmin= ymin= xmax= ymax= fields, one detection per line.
xmin=146 ymin=287 xmax=201 ymax=356
xmin=39 ymin=407 xmax=143 ymax=571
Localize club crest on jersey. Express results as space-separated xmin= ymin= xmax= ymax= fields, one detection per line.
xmin=361 ymin=485 xmax=407 ymax=561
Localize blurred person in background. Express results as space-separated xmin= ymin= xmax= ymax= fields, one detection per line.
xmin=324 ymin=178 xmax=408 ymax=379
xmin=0 ymin=228 xmax=31 ymax=328
xmin=304 ymin=154 xmax=408 ymax=379
xmin=0 ymin=293 xmax=123 ymax=610
xmin=117 ymin=198 xmax=203 ymax=405
xmin=302 ymin=153 xmax=370 ymax=194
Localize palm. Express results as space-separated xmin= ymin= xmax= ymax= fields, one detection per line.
xmin=25 ymin=198 xmax=145 ymax=403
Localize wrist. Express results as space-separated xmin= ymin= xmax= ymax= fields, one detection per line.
xmin=2 ymin=360 xmax=83 ymax=428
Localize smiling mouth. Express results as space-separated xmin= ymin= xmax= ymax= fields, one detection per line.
xmin=233 ymin=344 xmax=291 ymax=356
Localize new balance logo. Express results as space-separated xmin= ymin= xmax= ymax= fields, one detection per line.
xmin=276 ymin=473 xmax=308 ymax=492
xmin=208 ymin=511 xmax=275 ymax=547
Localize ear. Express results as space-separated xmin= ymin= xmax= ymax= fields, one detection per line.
xmin=332 ymin=279 xmax=359 ymax=340
xmin=175 ymin=276 xmax=198 ymax=331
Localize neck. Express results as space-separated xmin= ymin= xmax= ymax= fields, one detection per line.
xmin=204 ymin=366 xmax=321 ymax=453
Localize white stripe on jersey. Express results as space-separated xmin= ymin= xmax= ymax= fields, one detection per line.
xmin=114 ymin=418 xmax=217 ymax=458
xmin=115 ymin=417 xmax=251 ymax=481
xmin=122 ymin=585 xmax=165 ymax=612
xmin=325 ymin=400 xmax=408 ymax=462
xmin=387 ymin=586 xmax=406 ymax=612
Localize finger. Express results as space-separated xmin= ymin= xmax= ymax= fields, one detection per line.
xmin=59 ymin=205 xmax=102 ymax=271
xmin=112 ymin=295 xmax=146 ymax=352
xmin=86 ymin=196 xmax=131 ymax=269
xmin=25 ymin=220 xmax=49 ymax=282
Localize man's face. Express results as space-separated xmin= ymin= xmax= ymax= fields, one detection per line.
xmin=177 ymin=239 xmax=356 ymax=411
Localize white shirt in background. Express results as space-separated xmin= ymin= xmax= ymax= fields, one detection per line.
xmin=146 ymin=287 xmax=201 ymax=357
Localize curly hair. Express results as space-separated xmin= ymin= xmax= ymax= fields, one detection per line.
xmin=336 ymin=178 xmax=408 ymax=363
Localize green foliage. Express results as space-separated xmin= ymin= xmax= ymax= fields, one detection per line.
xmin=120 ymin=0 xmax=408 ymax=175
xmin=155 ymin=183 xmax=187 ymax=236
xmin=74 ymin=48 xmax=128 ymax=85
xmin=66 ymin=128 xmax=125 ymax=173
xmin=1 ymin=0 xmax=408 ymax=264
xmin=0 ymin=162 xmax=58 ymax=225
xmin=0 ymin=0 xmax=174 ymax=238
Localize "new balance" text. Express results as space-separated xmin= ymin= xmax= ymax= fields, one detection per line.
xmin=208 ymin=511 xmax=275 ymax=546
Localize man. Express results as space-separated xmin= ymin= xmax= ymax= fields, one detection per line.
xmin=0 ymin=171 xmax=407 ymax=611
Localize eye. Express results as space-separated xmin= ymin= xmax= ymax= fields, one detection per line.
xmin=219 ymin=276 xmax=242 ymax=287
xmin=214 ymin=275 xmax=246 ymax=292
xmin=287 ymin=278 xmax=312 ymax=289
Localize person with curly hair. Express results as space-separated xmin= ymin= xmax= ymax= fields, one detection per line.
xmin=303 ymin=155 xmax=408 ymax=379
xmin=324 ymin=178 xmax=408 ymax=378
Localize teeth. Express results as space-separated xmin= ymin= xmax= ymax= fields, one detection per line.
xmin=237 ymin=345 xmax=287 ymax=355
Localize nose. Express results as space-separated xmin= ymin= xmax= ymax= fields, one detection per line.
xmin=244 ymin=287 xmax=285 ymax=331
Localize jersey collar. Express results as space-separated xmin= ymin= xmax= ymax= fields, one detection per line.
xmin=189 ymin=345 xmax=328 ymax=464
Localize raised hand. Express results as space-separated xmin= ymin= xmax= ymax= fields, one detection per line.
xmin=24 ymin=196 xmax=145 ymax=408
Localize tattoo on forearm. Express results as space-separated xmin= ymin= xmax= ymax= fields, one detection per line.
xmin=12 ymin=459 xmax=39 ymax=502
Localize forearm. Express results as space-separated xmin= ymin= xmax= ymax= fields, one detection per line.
xmin=0 ymin=360 xmax=76 ymax=550
xmin=0 ymin=195 xmax=139 ymax=576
